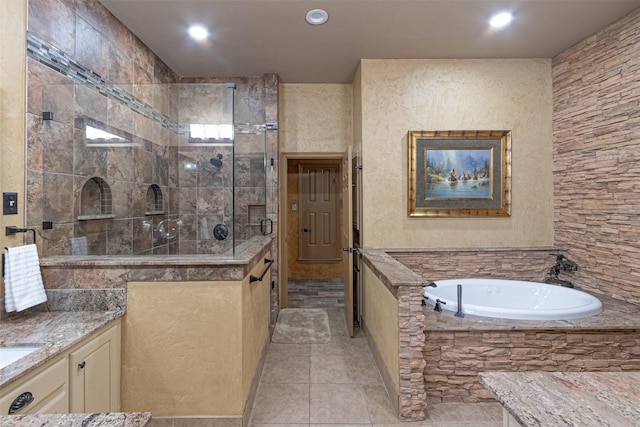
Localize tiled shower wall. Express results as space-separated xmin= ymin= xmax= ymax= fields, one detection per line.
xmin=25 ymin=0 xmax=278 ymax=257
xmin=552 ymin=8 xmax=640 ymax=305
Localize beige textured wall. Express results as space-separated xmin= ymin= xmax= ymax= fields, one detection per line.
xmin=0 ymin=0 xmax=27 ymax=255
xmin=279 ymin=84 xmax=353 ymax=153
xmin=359 ymin=59 xmax=554 ymax=249
xmin=241 ymin=257 xmax=271 ymax=400
xmin=362 ymin=265 xmax=399 ymax=391
xmin=123 ymin=281 xmax=243 ymax=416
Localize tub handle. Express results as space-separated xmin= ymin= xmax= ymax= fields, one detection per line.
xmin=250 ymin=258 xmax=274 ymax=283
xmin=434 ymin=299 xmax=446 ymax=312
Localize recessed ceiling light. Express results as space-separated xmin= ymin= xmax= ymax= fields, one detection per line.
xmin=489 ymin=12 xmax=513 ymax=29
xmin=188 ymin=25 xmax=209 ymax=41
xmin=306 ymin=9 xmax=329 ymax=25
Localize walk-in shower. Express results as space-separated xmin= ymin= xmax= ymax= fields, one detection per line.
xmin=26 ymin=80 xmax=268 ymax=257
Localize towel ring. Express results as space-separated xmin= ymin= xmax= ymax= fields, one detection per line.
xmin=5 ymin=226 xmax=37 ymax=244
xmin=3 ymin=228 xmax=38 ymax=277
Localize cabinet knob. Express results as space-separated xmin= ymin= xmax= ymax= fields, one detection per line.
xmin=78 ymin=361 xmax=86 ymax=369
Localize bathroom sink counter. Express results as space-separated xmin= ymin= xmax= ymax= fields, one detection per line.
xmin=479 ymin=371 xmax=640 ymax=426
xmin=1 ymin=411 xmax=151 ymax=426
xmin=0 ymin=310 xmax=123 ymax=389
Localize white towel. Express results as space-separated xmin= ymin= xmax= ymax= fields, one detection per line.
xmin=4 ymin=244 xmax=47 ymax=312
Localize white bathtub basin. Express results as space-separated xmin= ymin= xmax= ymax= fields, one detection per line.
xmin=0 ymin=346 xmax=39 ymax=370
xmin=424 ymin=278 xmax=603 ymax=320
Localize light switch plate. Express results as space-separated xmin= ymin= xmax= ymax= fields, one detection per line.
xmin=3 ymin=192 xmax=18 ymax=215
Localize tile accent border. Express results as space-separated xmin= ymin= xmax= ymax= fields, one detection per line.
xmin=26 ymin=32 xmax=179 ymax=133
xmin=27 ymin=33 xmax=278 ymax=136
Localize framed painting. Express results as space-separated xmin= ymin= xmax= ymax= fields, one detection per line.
xmin=408 ymin=130 xmax=511 ymax=217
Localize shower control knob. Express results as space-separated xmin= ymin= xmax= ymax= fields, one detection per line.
xmin=303 ymin=228 xmax=311 ymax=232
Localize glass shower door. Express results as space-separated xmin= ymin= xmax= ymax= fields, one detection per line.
xmin=232 ymin=90 xmax=267 ymax=254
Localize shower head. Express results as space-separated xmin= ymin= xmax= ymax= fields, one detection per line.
xmin=210 ymin=153 xmax=223 ymax=168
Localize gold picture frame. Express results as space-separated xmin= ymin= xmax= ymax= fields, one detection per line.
xmin=408 ymin=130 xmax=511 ymax=217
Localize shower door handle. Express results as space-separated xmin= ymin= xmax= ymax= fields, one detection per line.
xmin=261 ymin=218 xmax=273 ymax=235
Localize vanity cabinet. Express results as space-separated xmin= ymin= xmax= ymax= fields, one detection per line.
xmin=0 ymin=357 xmax=68 ymax=415
xmin=69 ymin=321 xmax=121 ymax=413
xmin=0 ymin=317 xmax=121 ymax=416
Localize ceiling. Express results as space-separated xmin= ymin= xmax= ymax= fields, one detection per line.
xmin=98 ymin=0 xmax=640 ymax=83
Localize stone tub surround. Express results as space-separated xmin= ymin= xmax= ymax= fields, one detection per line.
xmin=423 ymin=293 xmax=640 ymax=403
xmin=39 ymin=235 xmax=272 ymax=289
xmin=361 ymin=249 xmax=426 ymax=421
xmin=479 ymin=371 xmax=640 ymax=426
xmin=362 ymin=247 xmax=640 ymax=412
xmin=1 ymin=412 xmax=152 ymax=426
xmin=0 ymin=310 xmax=123 ymax=389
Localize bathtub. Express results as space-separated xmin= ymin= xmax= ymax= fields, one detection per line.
xmin=423 ymin=278 xmax=602 ymax=320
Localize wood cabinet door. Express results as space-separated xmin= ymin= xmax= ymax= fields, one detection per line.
xmin=69 ymin=322 xmax=120 ymax=413
xmin=82 ymin=341 xmax=111 ymax=412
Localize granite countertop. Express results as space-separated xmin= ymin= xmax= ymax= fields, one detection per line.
xmin=479 ymin=371 xmax=640 ymax=426
xmin=1 ymin=412 xmax=151 ymax=426
xmin=0 ymin=310 xmax=124 ymax=389
xmin=39 ymin=235 xmax=272 ymax=267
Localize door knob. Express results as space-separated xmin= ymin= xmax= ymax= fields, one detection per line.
xmin=303 ymin=228 xmax=311 ymax=232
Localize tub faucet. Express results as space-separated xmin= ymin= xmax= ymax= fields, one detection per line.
xmin=546 ymin=253 xmax=578 ymax=288
xmin=434 ymin=299 xmax=446 ymax=312
xmin=425 ymin=281 xmax=437 ymax=288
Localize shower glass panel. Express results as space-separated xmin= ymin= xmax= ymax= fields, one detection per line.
xmin=233 ymin=91 xmax=268 ymax=249
xmin=29 ymin=81 xmax=266 ymax=257
xmin=176 ymin=83 xmax=235 ymax=255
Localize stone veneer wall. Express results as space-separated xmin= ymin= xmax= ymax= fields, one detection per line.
xmin=552 ymin=9 xmax=640 ymax=305
xmin=396 ymin=285 xmax=427 ymax=420
xmin=391 ymin=248 xmax=559 ymax=284
xmin=424 ymin=328 xmax=640 ymax=403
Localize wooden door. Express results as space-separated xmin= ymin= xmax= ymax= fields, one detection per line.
xmin=298 ymin=164 xmax=340 ymax=262
xmin=342 ymin=147 xmax=354 ymax=337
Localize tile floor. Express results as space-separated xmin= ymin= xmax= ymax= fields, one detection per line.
xmin=147 ymin=288 xmax=502 ymax=427
xmin=287 ymin=278 xmax=345 ymax=308
xmin=249 ymin=308 xmax=503 ymax=427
